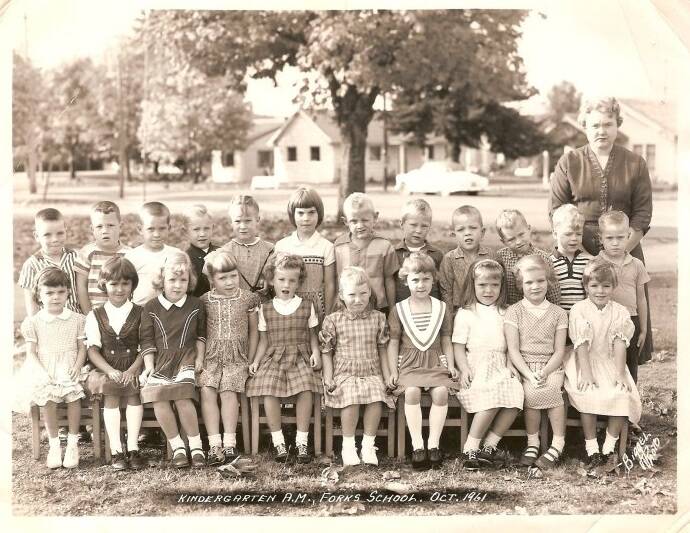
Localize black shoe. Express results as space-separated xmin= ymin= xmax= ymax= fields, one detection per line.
xmin=599 ymin=453 xmax=620 ymax=475
xmin=111 ymin=451 xmax=128 ymax=471
xmin=411 ymin=448 xmax=428 ymax=470
xmin=477 ymin=445 xmax=507 ymax=467
xmin=223 ymin=446 xmax=240 ymax=462
xmin=274 ymin=443 xmax=288 ymax=463
xmin=128 ymin=450 xmax=145 ymax=470
xmin=462 ymin=449 xmax=480 ymax=471
xmin=296 ymin=443 xmax=312 ymax=464
xmin=586 ymin=452 xmax=604 ymax=468
xmin=172 ymin=448 xmax=189 ymax=469
xmin=190 ymin=449 xmax=206 ymax=468
xmin=428 ymin=448 xmax=443 ymax=468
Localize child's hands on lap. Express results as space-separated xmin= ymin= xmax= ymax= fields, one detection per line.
xmin=323 ymin=377 xmax=336 ymax=393
xmin=615 ymin=373 xmax=630 ymax=392
xmin=139 ymin=368 xmax=152 ymax=387
xmin=68 ymin=364 xmax=82 ymax=382
xmin=107 ymin=369 xmax=124 ymax=383
xmin=194 ymin=357 xmax=203 ymax=376
xmin=121 ymin=368 xmax=138 ymax=387
xmin=387 ymin=369 xmax=399 ymax=390
xmin=578 ymin=369 xmax=598 ymax=391
xmin=448 ymin=367 xmax=459 ymax=380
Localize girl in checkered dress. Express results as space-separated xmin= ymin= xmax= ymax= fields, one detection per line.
xmin=504 ymin=255 xmax=568 ymax=470
xmin=246 ymin=253 xmax=322 ymax=463
xmin=320 ymin=267 xmax=394 ymax=467
xmin=453 ymin=259 xmax=524 ymax=470
xmin=388 ymin=253 xmax=459 ymax=470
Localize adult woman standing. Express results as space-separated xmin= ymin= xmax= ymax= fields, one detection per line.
xmin=549 ymin=96 xmax=653 ymax=364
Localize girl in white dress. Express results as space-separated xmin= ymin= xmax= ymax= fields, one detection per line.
xmin=453 ymin=259 xmax=524 ymax=470
xmin=564 ymin=257 xmax=642 ymax=471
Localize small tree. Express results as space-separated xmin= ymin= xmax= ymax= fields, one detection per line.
xmin=547 ymin=80 xmax=582 ymax=122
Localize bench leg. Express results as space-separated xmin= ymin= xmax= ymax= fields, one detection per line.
xmin=387 ymin=408 xmax=395 ymax=458
xmin=250 ymin=397 xmax=260 ymax=455
xmin=91 ymin=399 xmax=102 ymax=460
xmin=396 ymin=402 xmax=406 ymax=459
xmin=325 ymin=408 xmax=334 ymax=456
xmin=240 ymin=394 xmax=251 ymax=455
xmin=313 ymin=394 xmax=321 ymax=456
xmin=31 ymin=405 xmax=41 ymax=461
xmin=619 ymin=420 xmax=629 ymax=461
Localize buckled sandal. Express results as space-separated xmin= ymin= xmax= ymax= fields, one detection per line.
xmin=534 ymin=446 xmax=561 ymax=470
xmin=520 ymin=445 xmax=540 ymax=467
xmin=190 ymin=448 xmax=206 ymax=467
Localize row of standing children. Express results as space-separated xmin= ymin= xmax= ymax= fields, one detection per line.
xmin=17 ymin=188 xmax=647 ymax=475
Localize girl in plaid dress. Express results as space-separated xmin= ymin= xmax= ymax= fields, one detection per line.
xmin=388 ymin=253 xmax=459 ymax=470
xmin=320 ymin=267 xmax=394 ymax=467
xmin=246 ymin=254 xmax=322 ymax=463
xmin=564 ymin=258 xmax=641 ymax=472
xmin=453 ymin=259 xmax=524 ymax=470
xmin=198 ymin=250 xmax=261 ymax=466
xmin=504 ymin=255 xmax=568 ymax=470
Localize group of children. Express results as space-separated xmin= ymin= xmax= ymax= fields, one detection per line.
xmin=17 ymin=187 xmax=649 ymax=476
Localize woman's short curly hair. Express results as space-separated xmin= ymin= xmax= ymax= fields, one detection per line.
xmin=398 ymin=252 xmax=437 ymax=284
xmin=97 ymin=257 xmax=139 ymax=294
xmin=264 ymin=252 xmax=307 ymax=286
xmin=32 ymin=266 xmax=71 ymax=306
xmin=151 ymin=251 xmax=197 ymax=294
xmin=582 ymin=256 xmax=618 ymax=288
xmin=578 ymin=96 xmax=623 ymax=128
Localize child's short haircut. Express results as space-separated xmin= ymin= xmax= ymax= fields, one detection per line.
xmin=139 ymin=201 xmax=171 ymax=223
xmin=183 ymin=204 xmax=213 ymax=224
xmin=551 ymin=204 xmax=584 ymax=232
xmin=202 ymin=249 xmax=238 ymax=278
xmin=398 ymin=252 xmax=437 ymax=282
xmin=460 ymin=258 xmax=507 ymax=309
xmin=401 ymin=198 xmax=432 ymax=223
xmin=339 ymin=266 xmax=370 ymax=290
xmin=264 ymin=252 xmax=307 ymax=285
xmin=32 ymin=266 xmax=70 ymax=305
xmin=287 ymin=188 xmax=324 ymax=227
xmin=152 ymin=251 xmax=197 ymax=293
xmin=452 ymin=205 xmax=483 ymax=227
xmin=228 ymin=195 xmax=260 ymax=217
xmin=35 ymin=208 xmax=63 ymax=224
xmin=495 ymin=209 xmax=529 ymax=240
xmin=91 ymin=201 xmax=121 ymax=221
xmin=342 ymin=192 xmax=375 ymax=219
xmin=513 ymin=254 xmax=551 ymax=287
xmin=97 ymin=257 xmax=139 ymax=294
xmin=582 ymin=256 xmax=618 ymax=287
xmin=598 ymin=210 xmax=629 ymax=231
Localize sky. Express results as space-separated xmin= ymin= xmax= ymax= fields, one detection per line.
xmin=7 ymin=0 xmax=689 ymax=117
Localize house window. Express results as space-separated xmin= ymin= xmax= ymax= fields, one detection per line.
xmin=287 ymin=146 xmax=297 ymax=161
xmin=633 ymin=144 xmax=643 ymax=156
xmin=369 ymin=145 xmax=382 ymax=161
xmin=257 ymin=150 xmax=272 ymax=169
xmin=223 ymin=151 xmax=235 ymax=167
xmin=310 ymin=146 xmax=321 ymax=161
xmin=646 ymin=144 xmax=656 ymax=175
xmin=427 ymin=145 xmax=435 ymax=160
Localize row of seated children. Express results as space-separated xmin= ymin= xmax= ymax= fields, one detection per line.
xmin=17 ymin=188 xmax=648 ymax=475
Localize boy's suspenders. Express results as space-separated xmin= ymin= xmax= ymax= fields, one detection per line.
xmin=238 ymin=249 xmax=273 ymax=292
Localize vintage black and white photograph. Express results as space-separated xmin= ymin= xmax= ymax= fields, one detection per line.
xmin=5 ymin=0 xmax=687 ymax=525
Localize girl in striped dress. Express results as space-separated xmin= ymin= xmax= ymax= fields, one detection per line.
xmin=139 ymin=252 xmax=207 ymax=469
xmin=504 ymin=255 xmax=568 ymax=470
xmin=388 ymin=253 xmax=458 ymax=470
xmin=275 ymin=188 xmax=336 ymax=324
xmin=453 ymin=259 xmax=524 ymax=471
xmin=246 ymin=253 xmax=321 ymax=464
xmin=320 ymin=267 xmax=394 ymax=467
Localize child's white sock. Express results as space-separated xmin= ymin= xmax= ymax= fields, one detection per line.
xmin=483 ymin=431 xmax=501 ymax=449
xmin=362 ymin=434 xmax=376 ymax=449
xmin=585 ymin=438 xmax=600 ymax=456
xmin=103 ymin=407 xmax=123 ymax=453
xmin=67 ymin=433 xmax=79 ymax=446
xmin=602 ymin=431 xmax=619 ymax=455
xmin=208 ymin=433 xmax=222 ymax=448
xmin=526 ymin=432 xmax=540 ymax=448
xmin=169 ymin=434 xmax=186 ymax=453
xmin=296 ymin=430 xmax=309 ymax=447
xmin=49 ymin=436 xmax=61 ymax=449
xmin=427 ymin=404 xmax=448 ymax=448
xmin=551 ymin=435 xmax=565 ymax=453
xmin=271 ymin=430 xmax=285 ymax=447
xmin=188 ymin=434 xmax=202 ymax=451
xmin=223 ymin=432 xmax=236 ymax=448
xmin=125 ymin=404 xmax=143 ymax=451
xmin=404 ymin=403 xmax=424 ymax=450
xmin=464 ymin=435 xmax=481 ymax=453
xmin=342 ymin=435 xmax=356 ymax=449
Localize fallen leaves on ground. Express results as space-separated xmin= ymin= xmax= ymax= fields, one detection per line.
xmin=381 ymin=470 xmax=401 ymax=481
xmin=320 ymin=466 xmax=341 ymax=485
xmin=383 ymin=482 xmax=413 ymax=495
xmin=322 ymin=502 xmax=366 ymax=516
xmin=218 ymin=456 xmax=258 ymax=479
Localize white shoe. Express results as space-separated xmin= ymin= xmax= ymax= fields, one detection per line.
xmin=63 ymin=444 xmax=79 ymax=469
xmin=361 ymin=445 xmax=379 ymax=466
xmin=341 ymin=445 xmax=361 ymax=466
xmin=46 ymin=446 xmax=62 ymax=469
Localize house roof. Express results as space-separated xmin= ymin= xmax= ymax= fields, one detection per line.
xmin=246 ymin=117 xmax=286 ymax=144
xmin=618 ymin=98 xmax=677 ymax=135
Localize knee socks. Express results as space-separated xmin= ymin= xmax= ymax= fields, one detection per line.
xmin=427 ymin=404 xmax=448 ymax=449
xmin=404 ymin=403 xmax=424 ymax=450
xmin=103 ymin=407 xmax=123 ymax=454
xmin=125 ymin=404 xmax=143 ymax=452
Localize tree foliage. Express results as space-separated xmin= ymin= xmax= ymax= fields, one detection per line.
xmin=547 ymin=80 xmax=582 ymax=122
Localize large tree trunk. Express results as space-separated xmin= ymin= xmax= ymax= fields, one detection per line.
xmin=26 ymin=147 xmax=38 ymax=194
xmin=118 ymin=143 xmax=127 ymax=198
xmin=450 ymin=142 xmax=461 ymax=163
xmin=69 ymin=147 xmax=76 ymax=179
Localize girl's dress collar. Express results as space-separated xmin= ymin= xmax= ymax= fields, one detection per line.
xmin=37 ymin=308 xmax=72 ymax=322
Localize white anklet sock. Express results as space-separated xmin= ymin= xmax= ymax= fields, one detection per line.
xmin=464 ymin=435 xmax=481 ymax=453
xmin=585 ymin=438 xmax=600 ymax=456
xmin=296 ymin=430 xmax=309 ymax=447
xmin=483 ymin=431 xmax=501 ymax=448
xmin=362 ymin=434 xmax=376 ymax=449
xmin=342 ymin=435 xmax=356 ymax=449
xmin=169 ymin=435 xmax=185 ymax=452
xmin=208 ymin=434 xmax=222 ymax=448
xmin=271 ymin=430 xmax=285 ymax=447
xmin=602 ymin=432 xmax=619 ymax=455
xmin=188 ymin=434 xmax=202 ymax=451
xmin=551 ymin=435 xmax=565 ymax=453
xmin=526 ymin=432 xmax=540 ymax=448
xmin=223 ymin=432 xmax=237 ymax=448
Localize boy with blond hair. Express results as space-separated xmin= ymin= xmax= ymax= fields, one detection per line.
xmin=183 ymin=204 xmax=219 ymax=297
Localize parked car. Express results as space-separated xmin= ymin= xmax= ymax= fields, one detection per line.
xmin=394 ymin=161 xmax=489 ymax=196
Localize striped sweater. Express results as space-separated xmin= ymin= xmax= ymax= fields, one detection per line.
xmin=549 ymin=249 xmax=591 ymax=311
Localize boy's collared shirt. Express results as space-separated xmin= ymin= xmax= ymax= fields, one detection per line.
xmin=220 ymin=238 xmax=274 ymax=293
xmin=186 ymin=242 xmax=219 ymax=297
xmin=438 ymin=245 xmax=497 ymax=311
xmin=596 ymin=251 xmax=650 ymax=316
xmin=549 ymin=248 xmax=591 ymax=312
xmin=497 ymin=244 xmax=561 ymax=306
xmin=19 ymin=247 xmax=81 ymax=313
xmin=393 ymin=240 xmax=444 ymax=303
xmin=74 ymin=241 xmax=132 ymax=308
xmin=334 ymin=232 xmax=399 ymax=309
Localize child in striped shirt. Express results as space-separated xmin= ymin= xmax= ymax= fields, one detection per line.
xmin=74 ymin=201 xmax=131 ymax=313
xmin=549 ymin=204 xmax=592 ymax=312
